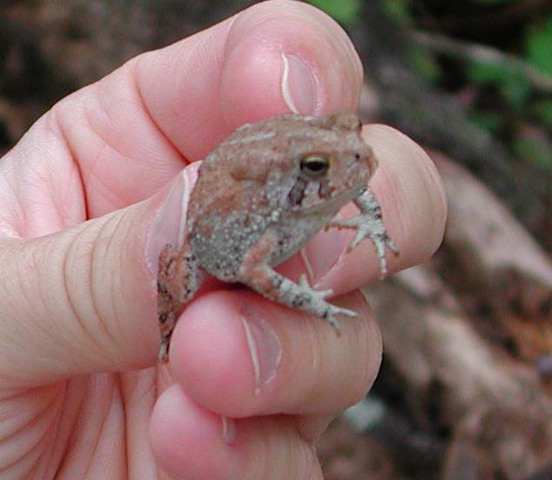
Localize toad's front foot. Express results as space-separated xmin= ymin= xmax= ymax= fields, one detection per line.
xmin=329 ymin=187 xmax=399 ymax=276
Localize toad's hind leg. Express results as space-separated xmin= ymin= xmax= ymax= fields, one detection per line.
xmin=238 ymin=233 xmax=357 ymax=331
xmin=157 ymin=244 xmax=203 ymax=363
xmin=241 ymin=265 xmax=357 ymax=331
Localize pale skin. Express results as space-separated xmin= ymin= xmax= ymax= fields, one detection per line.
xmin=0 ymin=1 xmax=446 ymax=479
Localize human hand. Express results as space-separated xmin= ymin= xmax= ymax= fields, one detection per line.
xmin=0 ymin=1 xmax=446 ymax=479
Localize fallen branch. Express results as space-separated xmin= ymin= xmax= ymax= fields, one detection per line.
xmin=363 ymin=154 xmax=552 ymax=479
xmin=365 ymin=266 xmax=552 ymax=479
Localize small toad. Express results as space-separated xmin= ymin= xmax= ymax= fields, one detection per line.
xmin=157 ymin=112 xmax=398 ymax=362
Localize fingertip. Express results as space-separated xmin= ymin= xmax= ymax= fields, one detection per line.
xmin=150 ymin=385 xmax=239 ymax=479
xmin=169 ymin=291 xmax=257 ymax=415
xmin=169 ymin=289 xmax=381 ymax=419
xmin=134 ymin=0 xmax=363 ymax=160
xmin=220 ymin=0 xmax=363 ymax=125
xmin=151 ymin=385 xmax=323 ymax=480
xmin=363 ymin=124 xmax=447 ymax=262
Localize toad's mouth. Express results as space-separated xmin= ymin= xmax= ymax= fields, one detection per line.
xmin=299 ymin=182 xmax=366 ymax=214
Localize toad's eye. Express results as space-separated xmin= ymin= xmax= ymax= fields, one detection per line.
xmin=300 ymin=156 xmax=330 ymax=178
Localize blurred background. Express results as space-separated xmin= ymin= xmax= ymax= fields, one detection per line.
xmin=1 ymin=1 xmax=551 ymax=479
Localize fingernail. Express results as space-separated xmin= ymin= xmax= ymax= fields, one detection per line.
xmin=145 ymin=165 xmax=200 ymax=275
xmin=240 ymin=306 xmax=282 ymax=395
xmin=281 ymin=52 xmax=318 ymax=115
xmin=221 ymin=416 xmax=237 ymax=445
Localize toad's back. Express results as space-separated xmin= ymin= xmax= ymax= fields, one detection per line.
xmin=186 ymin=112 xmax=376 ymax=281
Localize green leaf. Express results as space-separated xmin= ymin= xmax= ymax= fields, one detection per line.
xmin=502 ymin=75 xmax=531 ymax=110
xmin=409 ymin=45 xmax=440 ymax=83
xmin=467 ymin=60 xmax=530 ymax=110
xmin=468 ymin=111 xmax=503 ymax=133
xmin=526 ymin=16 xmax=552 ymax=77
xmin=306 ymin=0 xmax=361 ymax=25
xmin=513 ymin=137 xmax=552 ymax=168
xmin=381 ymin=0 xmax=412 ymax=24
xmin=468 ymin=60 xmax=511 ymax=84
xmin=533 ymin=99 xmax=552 ymax=129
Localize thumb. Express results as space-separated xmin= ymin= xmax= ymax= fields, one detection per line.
xmin=0 ymin=167 xmax=197 ymax=387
